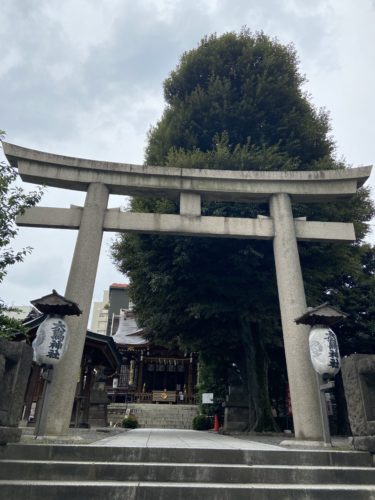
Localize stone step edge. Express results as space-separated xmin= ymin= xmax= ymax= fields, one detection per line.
xmin=1 ymin=480 xmax=374 ymax=491
xmin=3 ymin=444 xmax=367 ymax=454
xmin=3 ymin=445 xmax=371 ymax=466
xmin=3 ymin=445 xmax=369 ymax=457
xmin=2 ymin=459 xmax=374 ymax=471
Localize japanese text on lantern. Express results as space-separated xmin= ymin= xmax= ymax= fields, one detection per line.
xmin=47 ymin=320 xmax=66 ymax=360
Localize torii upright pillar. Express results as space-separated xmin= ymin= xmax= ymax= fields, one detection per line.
xmin=270 ymin=193 xmax=321 ymax=440
xmin=38 ymin=183 xmax=109 ymax=435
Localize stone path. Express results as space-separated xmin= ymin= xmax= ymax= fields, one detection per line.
xmin=92 ymin=428 xmax=283 ymax=450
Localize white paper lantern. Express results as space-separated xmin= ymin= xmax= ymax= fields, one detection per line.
xmin=32 ymin=315 xmax=69 ymax=365
xmin=309 ymin=325 xmax=341 ymax=376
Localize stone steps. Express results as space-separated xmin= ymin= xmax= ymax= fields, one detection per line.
xmin=1 ymin=460 xmax=375 ymax=484
xmin=0 ymin=443 xmax=374 ymax=499
xmin=1 ymin=480 xmax=375 ymax=500
xmin=1 ymin=443 xmax=372 ymax=465
xmin=108 ymin=403 xmax=198 ymax=429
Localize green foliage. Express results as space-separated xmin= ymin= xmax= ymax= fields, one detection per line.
xmin=0 ymin=130 xmax=43 ymax=338
xmin=147 ymin=30 xmax=334 ymax=168
xmin=0 ymin=305 xmax=28 ymax=340
xmin=196 ymin=355 xmax=228 ymax=419
xmin=166 ymin=133 xmax=300 ymax=172
xmin=328 ymin=244 xmax=375 ymax=354
xmin=112 ymin=30 xmax=375 ymax=431
xmin=122 ymin=413 xmax=138 ymax=429
xmin=192 ymin=414 xmax=213 ymax=431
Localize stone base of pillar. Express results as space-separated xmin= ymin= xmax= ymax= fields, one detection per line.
xmin=223 ymin=386 xmax=249 ymax=432
xmin=349 ymin=436 xmax=375 ymax=453
xmin=280 ymin=439 xmax=332 ymax=448
xmin=223 ymin=405 xmax=249 ymax=432
xmin=0 ymin=426 xmax=22 ymax=445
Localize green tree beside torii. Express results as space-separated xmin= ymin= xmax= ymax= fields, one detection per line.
xmin=0 ymin=131 xmax=42 ymax=339
xmin=112 ymin=30 xmax=374 ymax=431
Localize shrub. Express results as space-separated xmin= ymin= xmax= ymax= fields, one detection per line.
xmin=122 ymin=414 xmax=138 ymax=429
xmin=192 ymin=414 xmax=213 ymax=431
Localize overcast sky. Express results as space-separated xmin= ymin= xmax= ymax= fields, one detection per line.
xmin=1 ymin=0 xmax=374 ymax=314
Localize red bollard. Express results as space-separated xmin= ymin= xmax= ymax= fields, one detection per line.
xmin=214 ymin=414 xmax=220 ymax=432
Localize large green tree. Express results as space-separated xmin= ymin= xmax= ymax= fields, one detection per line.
xmin=112 ymin=31 xmax=374 ymax=430
xmin=0 ymin=131 xmax=42 ymax=338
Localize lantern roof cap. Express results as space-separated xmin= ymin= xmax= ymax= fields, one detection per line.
xmin=295 ymin=302 xmax=347 ymax=326
xmin=30 ymin=289 xmax=82 ymax=316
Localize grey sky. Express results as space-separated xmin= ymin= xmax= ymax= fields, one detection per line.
xmin=1 ymin=0 xmax=374 ymax=311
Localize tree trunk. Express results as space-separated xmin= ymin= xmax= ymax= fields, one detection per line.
xmin=240 ymin=319 xmax=279 ymax=432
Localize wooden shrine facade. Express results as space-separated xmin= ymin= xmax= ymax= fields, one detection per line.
xmin=108 ymin=310 xmax=197 ymax=404
xmin=108 ymin=346 xmax=197 ymax=405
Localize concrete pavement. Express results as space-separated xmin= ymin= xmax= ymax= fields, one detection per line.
xmin=91 ymin=428 xmax=284 ymax=449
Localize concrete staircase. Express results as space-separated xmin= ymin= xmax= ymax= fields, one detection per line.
xmin=108 ymin=403 xmax=198 ymax=429
xmin=0 ymin=442 xmax=374 ymax=499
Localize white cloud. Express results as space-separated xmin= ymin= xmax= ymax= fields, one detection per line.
xmin=41 ymin=0 xmax=124 ymax=60
xmin=0 ymin=47 xmax=22 ymax=78
xmin=1 ymin=0 xmax=374 ymax=308
xmin=140 ymin=0 xmax=182 ymax=24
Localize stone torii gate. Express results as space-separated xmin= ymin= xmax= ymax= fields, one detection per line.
xmin=3 ymin=142 xmax=372 ymax=440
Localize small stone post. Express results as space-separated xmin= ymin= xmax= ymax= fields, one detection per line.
xmin=342 ymin=354 xmax=375 ymax=452
xmin=0 ymin=339 xmax=33 ymax=445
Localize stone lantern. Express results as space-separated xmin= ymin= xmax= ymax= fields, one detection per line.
xmin=295 ymin=303 xmax=347 ymax=445
xmin=30 ymin=290 xmax=81 ymax=436
xmin=31 ymin=289 xmax=81 ymax=366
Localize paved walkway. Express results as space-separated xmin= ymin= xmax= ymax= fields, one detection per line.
xmin=92 ymin=428 xmax=283 ymax=450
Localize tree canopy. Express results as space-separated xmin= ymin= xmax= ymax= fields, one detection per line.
xmin=147 ymin=31 xmax=334 ymax=169
xmin=112 ymin=30 xmax=374 ymax=430
xmin=0 ymin=131 xmax=42 ymax=338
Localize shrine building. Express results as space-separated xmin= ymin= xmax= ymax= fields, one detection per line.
xmin=101 ymin=285 xmax=197 ymax=405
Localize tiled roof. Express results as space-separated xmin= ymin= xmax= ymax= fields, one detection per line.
xmin=112 ymin=309 xmax=148 ymax=346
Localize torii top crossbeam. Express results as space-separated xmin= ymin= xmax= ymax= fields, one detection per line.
xmin=3 ymin=142 xmax=371 ymax=203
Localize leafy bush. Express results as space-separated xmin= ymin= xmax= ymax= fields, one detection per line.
xmin=0 ymin=129 xmax=43 ymax=339
xmin=122 ymin=414 xmax=138 ymax=429
xmin=192 ymin=414 xmax=213 ymax=431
